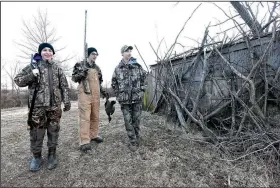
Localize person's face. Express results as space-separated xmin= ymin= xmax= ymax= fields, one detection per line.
xmin=89 ymin=51 xmax=98 ymax=62
xmin=41 ymin=47 xmax=53 ymax=61
xmin=122 ymin=49 xmax=132 ymax=60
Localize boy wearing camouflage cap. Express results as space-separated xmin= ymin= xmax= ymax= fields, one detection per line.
xmin=111 ymin=45 xmax=146 ymax=152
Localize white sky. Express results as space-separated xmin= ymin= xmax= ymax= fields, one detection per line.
xmin=1 ymin=2 xmax=268 ymax=88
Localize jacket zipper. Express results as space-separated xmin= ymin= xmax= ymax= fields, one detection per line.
xmin=48 ymin=64 xmax=54 ymax=106
xmin=128 ymin=65 xmax=132 ymax=103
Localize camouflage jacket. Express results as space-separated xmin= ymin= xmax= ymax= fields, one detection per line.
xmin=111 ymin=57 xmax=147 ymax=104
xmin=71 ymin=61 xmax=106 ymax=96
xmin=14 ymin=60 xmax=70 ymax=107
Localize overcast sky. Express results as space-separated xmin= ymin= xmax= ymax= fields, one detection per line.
xmin=1 ymin=2 xmax=267 ymax=88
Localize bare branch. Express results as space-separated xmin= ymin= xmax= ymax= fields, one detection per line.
xmin=221 ymin=140 xmax=280 ymax=162
xmin=261 ymin=16 xmax=280 ymax=32
xmin=134 ymin=45 xmax=149 ymax=72
xmin=210 ymin=14 xmax=240 ymax=27
xmin=168 ymin=88 xmax=217 ymax=142
xmin=230 ymin=1 xmax=263 ymax=36
xmin=149 ymin=42 xmax=162 ymax=62
xmin=163 ymin=3 xmax=202 ymax=60
xmin=156 ymin=37 xmax=165 ymax=58
xmin=172 ymin=2 xmax=179 ymax=8
xmin=185 ymin=25 xmax=211 ymax=127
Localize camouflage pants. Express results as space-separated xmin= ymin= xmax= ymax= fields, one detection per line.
xmin=29 ymin=106 xmax=62 ymax=154
xmin=120 ymin=103 xmax=142 ymax=143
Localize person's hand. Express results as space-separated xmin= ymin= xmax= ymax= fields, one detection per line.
xmin=32 ymin=69 xmax=40 ymax=77
xmin=63 ymin=102 xmax=71 ymax=112
xmin=79 ymin=70 xmax=88 ymax=79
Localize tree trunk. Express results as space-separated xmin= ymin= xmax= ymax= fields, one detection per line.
xmin=230 ymin=1 xmax=263 ymax=37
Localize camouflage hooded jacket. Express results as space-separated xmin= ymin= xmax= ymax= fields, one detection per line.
xmin=111 ymin=57 xmax=147 ymax=104
xmin=71 ymin=61 xmax=106 ymax=96
xmin=14 ymin=60 xmax=70 ymax=107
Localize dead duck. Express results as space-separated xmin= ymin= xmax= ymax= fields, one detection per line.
xmin=105 ymin=93 xmax=116 ymax=123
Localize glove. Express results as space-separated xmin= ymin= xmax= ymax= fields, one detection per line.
xmin=63 ymin=102 xmax=71 ymax=112
xmin=32 ymin=69 xmax=40 ymax=77
xmin=80 ymin=69 xmax=88 ymax=76
xmin=78 ymin=70 xmax=87 ymax=81
xmin=101 ymin=90 xmax=108 ymax=99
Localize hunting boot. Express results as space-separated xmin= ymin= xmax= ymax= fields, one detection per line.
xmin=128 ymin=141 xmax=138 ymax=152
xmin=80 ymin=143 xmax=92 ymax=153
xmin=91 ymin=136 xmax=103 ymax=143
xmin=47 ymin=148 xmax=58 ymax=170
xmin=29 ymin=152 xmax=42 ymax=172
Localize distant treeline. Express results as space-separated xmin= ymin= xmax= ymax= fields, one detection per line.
xmin=1 ymin=87 xmax=116 ymax=109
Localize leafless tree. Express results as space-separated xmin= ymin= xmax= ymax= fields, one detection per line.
xmin=14 ymin=8 xmax=75 ymax=69
xmin=4 ymin=61 xmax=21 ymax=94
xmin=2 ymin=61 xmax=25 ymax=107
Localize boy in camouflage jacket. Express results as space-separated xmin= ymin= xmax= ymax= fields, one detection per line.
xmin=111 ymin=45 xmax=146 ymax=152
xmin=14 ymin=43 xmax=71 ymax=172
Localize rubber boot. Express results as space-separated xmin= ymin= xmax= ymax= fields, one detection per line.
xmin=29 ymin=152 xmax=42 ymax=172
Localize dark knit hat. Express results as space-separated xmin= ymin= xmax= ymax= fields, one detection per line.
xmin=88 ymin=47 xmax=98 ymax=56
xmin=38 ymin=43 xmax=55 ymax=55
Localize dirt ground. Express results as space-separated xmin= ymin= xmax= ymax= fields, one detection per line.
xmin=1 ymin=99 xmax=279 ymax=187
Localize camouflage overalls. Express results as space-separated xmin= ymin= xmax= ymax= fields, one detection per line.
xmin=14 ymin=60 xmax=70 ymax=156
xmin=111 ymin=57 xmax=146 ymax=144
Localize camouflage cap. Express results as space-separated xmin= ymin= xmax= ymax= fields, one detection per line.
xmin=121 ymin=45 xmax=133 ymax=53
